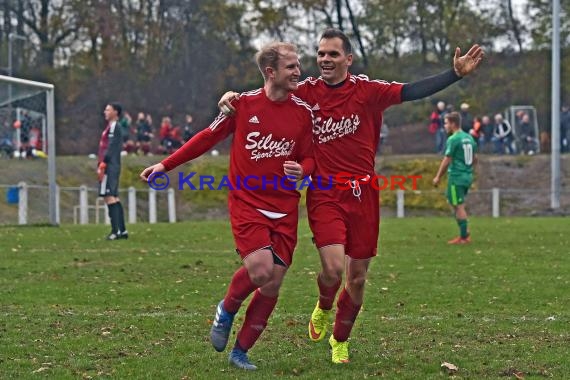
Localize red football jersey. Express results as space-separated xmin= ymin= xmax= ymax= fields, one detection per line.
xmin=295 ymin=73 xmax=403 ymax=181
xmin=162 ymin=88 xmax=314 ymax=213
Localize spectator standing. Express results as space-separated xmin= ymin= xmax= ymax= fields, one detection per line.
xmin=168 ymin=124 xmax=183 ymax=152
xmin=183 ymin=114 xmax=196 ymax=142
xmin=519 ymin=113 xmax=536 ymax=154
xmin=159 ymin=116 xmax=173 ymax=154
xmin=479 ymin=115 xmax=493 ymax=152
xmin=119 ymin=111 xmax=135 ymax=154
xmin=135 ymin=112 xmax=153 ymax=155
xmin=18 ymin=113 xmax=32 ymax=158
xmin=430 ymin=101 xmax=447 ymax=154
xmin=470 ymin=116 xmax=482 ymax=146
xmin=492 ymin=114 xmax=514 ymax=154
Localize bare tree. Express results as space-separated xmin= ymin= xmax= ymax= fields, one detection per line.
xmin=344 ymin=0 xmax=368 ymax=66
xmin=5 ymin=0 xmax=78 ymax=69
xmin=507 ymin=0 xmax=524 ymax=52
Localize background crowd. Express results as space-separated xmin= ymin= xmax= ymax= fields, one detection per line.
xmin=116 ymin=111 xmax=199 ymax=156
xmin=429 ymin=101 xmax=570 ymax=155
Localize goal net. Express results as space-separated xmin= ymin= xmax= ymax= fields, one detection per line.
xmin=0 ymin=75 xmax=56 ymax=225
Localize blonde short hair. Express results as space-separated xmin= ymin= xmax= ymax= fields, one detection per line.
xmin=255 ymin=42 xmax=297 ymax=80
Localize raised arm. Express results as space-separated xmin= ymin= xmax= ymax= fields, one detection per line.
xmin=401 ymin=44 xmax=484 ymax=102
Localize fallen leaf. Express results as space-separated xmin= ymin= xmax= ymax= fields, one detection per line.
xmin=32 ymin=367 xmax=50 ymax=373
xmin=514 ymin=371 xmax=525 ymax=379
xmin=441 ymin=361 xmax=458 ymax=375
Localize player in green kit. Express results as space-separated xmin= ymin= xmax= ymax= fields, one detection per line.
xmin=433 ymin=111 xmax=478 ymax=244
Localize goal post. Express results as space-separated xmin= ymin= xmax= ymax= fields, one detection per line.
xmin=0 ymin=74 xmax=57 ymax=225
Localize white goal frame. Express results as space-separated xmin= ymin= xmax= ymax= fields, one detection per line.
xmin=0 ymin=74 xmax=57 ymax=225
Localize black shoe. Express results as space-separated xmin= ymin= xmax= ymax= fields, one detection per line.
xmin=119 ymin=231 xmax=129 ymax=240
xmin=106 ymin=232 xmax=120 ymax=240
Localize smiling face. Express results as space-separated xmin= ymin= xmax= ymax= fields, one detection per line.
xmin=257 ymin=43 xmax=301 ymax=97
xmin=317 ymin=37 xmax=352 ymax=85
xmin=270 ymin=48 xmax=301 ymax=93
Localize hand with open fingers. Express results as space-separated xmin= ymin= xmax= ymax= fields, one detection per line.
xmin=140 ymin=163 xmax=165 ymax=182
xmin=218 ymin=91 xmax=240 ymax=116
xmin=283 ymin=161 xmax=304 ymax=182
xmin=453 ymin=44 xmax=484 ymax=77
xmin=97 ymin=162 xmax=107 ymax=181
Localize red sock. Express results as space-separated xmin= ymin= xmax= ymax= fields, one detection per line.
xmin=223 ymin=266 xmax=258 ymax=314
xmin=318 ymin=274 xmax=341 ymax=310
xmin=235 ymin=290 xmax=278 ymax=351
xmin=332 ymin=288 xmax=362 ymax=342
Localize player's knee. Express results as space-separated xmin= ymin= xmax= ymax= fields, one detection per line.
xmin=249 ymin=268 xmax=273 ymax=286
xmin=322 ymin=264 xmax=343 ymax=283
xmin=346 ymin=274 xmax=366 ymax=291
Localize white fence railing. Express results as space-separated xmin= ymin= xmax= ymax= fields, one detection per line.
xmin=1 ymin=183 xmax=568 ymax=225
xmin=1 ymin=183 xmax=177 ymax=225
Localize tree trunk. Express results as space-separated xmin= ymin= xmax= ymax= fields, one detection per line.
xmin=344 ymin=0 xmax=367 ymax=66
xmin=507 ymin=0 xmax=524 ymax=53
xmin=335 ymin=0 xmax=343 ymax=30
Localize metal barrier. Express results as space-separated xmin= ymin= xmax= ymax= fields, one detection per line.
xmin=1 ymin=182 xmax=568 ymax=225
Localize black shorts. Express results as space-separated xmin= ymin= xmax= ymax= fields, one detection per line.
xmin=99 ymin=170 xmax=120 ymax=197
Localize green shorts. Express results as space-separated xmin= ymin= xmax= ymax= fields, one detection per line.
xmin=447 ymin=183 xmax=470 ymax=206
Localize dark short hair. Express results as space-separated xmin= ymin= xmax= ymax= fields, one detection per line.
xmin=109 ymin=102 xmax=122 ymax=117
xmin=320 ymin=28 xmax=352 ymax=55
xmin=445 ymin=111 xmax=462 ymax=127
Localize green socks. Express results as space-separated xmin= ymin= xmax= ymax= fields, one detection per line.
xmin=457 ymin=219 xmax=468 ymax=238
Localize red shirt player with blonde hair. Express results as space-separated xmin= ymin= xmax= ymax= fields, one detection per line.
xmin=141 ymin=41 xmax=314 ymax=371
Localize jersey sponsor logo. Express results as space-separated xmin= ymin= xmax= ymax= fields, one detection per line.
xmin=248 ymin=115 xmax=260 ymax=124
xmin=245 ymin=131 xmax=296 ymax=161
xmin=313 ymin=114 xmax=361 ymax=143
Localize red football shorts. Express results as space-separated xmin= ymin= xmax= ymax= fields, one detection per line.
xmin=307 ymin=182 xmax=380 ymax=260
xmin=229 ymin=196 xmax=298 ymax=267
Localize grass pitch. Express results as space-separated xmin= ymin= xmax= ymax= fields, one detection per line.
xmin=1 ymin=217 xmax=568 ymax=379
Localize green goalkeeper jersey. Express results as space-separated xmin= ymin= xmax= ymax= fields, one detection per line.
xmin=444 ymin=130 xmax=476 ymax=186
